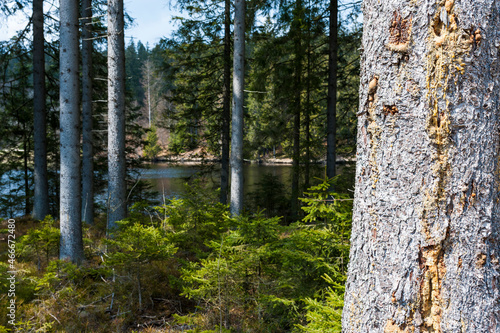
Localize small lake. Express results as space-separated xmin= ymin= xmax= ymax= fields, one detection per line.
xmin=0 ymin=163 xmax=331 ymax=218
xmin=140 ymin=163 xmax=299 ymax=199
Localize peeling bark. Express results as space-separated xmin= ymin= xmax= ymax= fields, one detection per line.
xmin=343 ymin=0 xmax=500 ymax=332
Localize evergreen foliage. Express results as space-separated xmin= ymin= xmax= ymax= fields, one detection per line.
xmin=143 ymin=126 xmax=163 ymax=161
xmin=0 ymin=178 xmax=352 ymax=331
xmin=0 ymin=0 xmax=362 ymax=329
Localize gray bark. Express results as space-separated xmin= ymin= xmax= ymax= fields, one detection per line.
xmin=220 ymin=0 xmax=231 ymax=205
xmin=305 ymin=37 xmax=311 ymax=190
xmin=326 ymin=0 xmax=337 ymax=182
xmin=23 ymin=138 xmax=29 ymax=216
xmin=342 ymin=0 xmax=500 ymax=332
xmin=229 ymin=0 xmax=245 ymax=216
xmin=59 ymin=0 xmax=84 ymax=263
xmin=107 ymin=0 xmax=127 ymax=228
xmin=81 ymin=0 xmax=94 ymax=224
xmin=33 ymin=0 xmax=49 ymax=220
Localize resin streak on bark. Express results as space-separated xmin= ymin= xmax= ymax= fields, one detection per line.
xmin=342 ymin=0 xmax=500 ymax=331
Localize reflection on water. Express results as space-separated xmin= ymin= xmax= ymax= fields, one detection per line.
xmin=141 ymin=163 xmax=295 ymax=199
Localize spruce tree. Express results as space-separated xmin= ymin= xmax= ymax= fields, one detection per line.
xmin=107 ymin=0 xmax=127 ymax=228
xmin=343 ymin=0 xmax=500 ymax=330
xmin=33 ymin=0 xmax=49 ymax=220
xmin=59 ymin=0 xmax=84 ymax=263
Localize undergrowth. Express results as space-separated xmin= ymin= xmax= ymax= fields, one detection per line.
xmin=0 ymin=177 xmax=351 ymax=332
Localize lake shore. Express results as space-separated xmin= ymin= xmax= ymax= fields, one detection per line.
xmin=151 ymin=155 xmax=355 ymax=166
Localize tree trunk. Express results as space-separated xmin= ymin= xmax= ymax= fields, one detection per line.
xmin=220 ymin=0 xmax=231 ymax=205
xmin=326 ymin=0 xmax=337 ymax=182
xmin=23 ymin=135 xmax=29 ymax=216
xmin=290 ymin=0 xmax=303 ymax=219
xmin=33 ymin=0 xmax=49 ymax=220
xmin=342 ymin=1 xmax=500 ymax=332
xmin=59 ymin=0 xmax=84 ymax=263
xmin=304 ymin=11 xmax=312 ymax=191
xmin=81 ymin=0 xmax=94 ymax=224
xmin=107 ymin=0 xmax=127 ymax=228
xmin=229 ymin=0 xmax=245 ymax=216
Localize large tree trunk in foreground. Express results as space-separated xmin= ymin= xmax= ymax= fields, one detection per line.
xmin=59 ymin=0 xmax=84 ymax=263
xmin=107 ymin=0 xmax=127 ymax=228
xmin=33 ymin=0 xmax=49 ymax=220
xmin=343 ymin=0 xmax=500 ymax=331
xmin=229 ymin=0 xmax=245 ymax=216
xmin=81 ymin=0 xmax=94 ymax=224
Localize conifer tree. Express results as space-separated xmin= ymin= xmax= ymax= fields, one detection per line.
xmin=230 ymin=0 xmax=245 ymax=216
xmin=59 ymin=0 xmax=84 ymax=263
xmin=107 ymin=0 xmax=127 ymax=228
xmin=33 ymin=0 xmax=49 ymax=220
xmin=326 ymin=0 xmax=338 ymax=182
xmin=343 ymin=0 xmax=500 ymax=330
xmin=290 ymin=0 xmax=305 ymax=219
xmin=220 ymin=0 xmax=231 ymax=205
xmin=81 ymin=0 xmax=94 ymax=224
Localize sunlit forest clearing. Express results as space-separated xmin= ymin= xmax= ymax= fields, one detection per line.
xmin=0 ymin=0 xmax=360 ymax=331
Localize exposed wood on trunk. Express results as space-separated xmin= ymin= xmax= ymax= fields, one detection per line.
xmin=343 ymin=0 xmax=500 ymax=331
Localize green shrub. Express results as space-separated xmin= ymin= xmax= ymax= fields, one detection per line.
xmin=105 ymin=220 xmax=177 ymax=310
xmin=247 ymin=173 xmax=289 ymax=218
xmin=17 ymin=215 xmax=60 ymax=270
xmin=295 ymin=274 xmax=344 ymax=333
xmin=156 ymin=180 xmax=231 ymax=258
xmin=143 ymin=125 xmax=162 ymax=160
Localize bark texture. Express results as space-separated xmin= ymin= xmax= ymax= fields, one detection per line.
xmin=220 ymin=0 xmax=231 ymax=205
xmin=33 ymin=0 xmax=49 ymax=220
xmin=326 ymin=0 xmax=338 ymax=181
xmin=230 ymin=0 xmax=245 ymax=216
xmin=342 ymin=0 xmax=500 ymax=332
xmin=107 ymin=0 xmax=127 ymax=228
xmin=81 ymin=0 xmax=94 ymax=224
xmin=59 ymin=0 xmax=84 ymax=263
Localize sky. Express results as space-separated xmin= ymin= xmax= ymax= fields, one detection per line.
xmin=0 ymin=0 xmax=182 ymax=46
xmin=124 ymin=0 xmax=182 ymax=46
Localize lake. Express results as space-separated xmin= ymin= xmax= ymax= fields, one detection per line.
xmin=140 ymin=163 xmax=299 ymax=199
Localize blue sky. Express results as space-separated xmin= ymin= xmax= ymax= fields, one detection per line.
xmin=0 ymin=0 xmax=182 ymax=46
xmin=125 ymin=0 xmax=182 ymax=46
